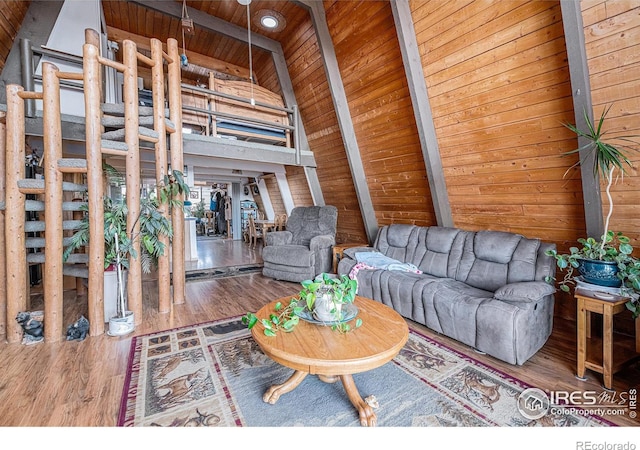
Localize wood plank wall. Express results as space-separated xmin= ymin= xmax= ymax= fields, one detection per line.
xmin=581 ymin=1 xmax=640 ymax=247
xmin=284 ymin=165 xmax=313 ymax=208
xmin=0 ymin=1 xmax=29 ymax=75
xmin=325 ymin=0 xmax=436 ymax=231
xmin=278 ymin=7 xmax=366 ymax=243
xmin=411 ymin=0 xmax=580 ymax=247
xmin=263 ymin=175 xmax=285 ymax=217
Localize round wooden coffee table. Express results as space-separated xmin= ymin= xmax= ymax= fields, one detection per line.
xmin=251 ymin=295 xmax=409 ymax=426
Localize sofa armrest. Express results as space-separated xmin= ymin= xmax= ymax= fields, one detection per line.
xmin=309 ymin=234 xmax=335 ymax=251
xmin=342 ymin=246 xmax=375 ymax=260
xmin=265 ymin=230 xmax=293 ymax=246
xmin=494 ymin=281 xmax=556 ymax=303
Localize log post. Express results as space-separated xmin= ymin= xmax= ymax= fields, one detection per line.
xmin=150 ymin=38 xmax=171 ymax=314
xmin=0 ymin=113 xmax=6 ymax=340
xmin=42 ymin=62 xmax=64 ymax=342
xmin=167 ymin=38 xmax=185 ymax=305
xmin=122 ymin=39 xmax=143 ymax=324
xmin=4 ymin=85 xmax=28 ymax=343
xmin=83 ymin=39 xmax=105 ymax=335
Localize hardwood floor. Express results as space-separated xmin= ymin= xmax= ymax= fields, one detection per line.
xmin=0 ymin=238 xmax=638 ymax=427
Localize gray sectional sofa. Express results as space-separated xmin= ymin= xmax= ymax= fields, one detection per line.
xmin=337 ymin=224 xmax=557 ymax=365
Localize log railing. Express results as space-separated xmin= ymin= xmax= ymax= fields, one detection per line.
xmin=1 ymin=29 xmax=184 ymax=342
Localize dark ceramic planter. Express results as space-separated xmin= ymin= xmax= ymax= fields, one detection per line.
xmin=578 ymin=259 xmax=622 ymax=288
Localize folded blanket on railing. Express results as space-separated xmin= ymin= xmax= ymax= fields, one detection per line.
xmin=353 ymin=251 xmax=422 ymax=274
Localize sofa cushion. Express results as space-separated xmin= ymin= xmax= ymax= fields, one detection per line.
xmin=374 ymin=224 xmax=420 ymax=263
xmin=457 ymin=230 xmax=540 ymax=292
xmin=353 ymin=268 xmax=440 ymax=319
xmin=287 ymin=205 xmax=338 ymax=246
xmin=262 ymin=244 xmax=314 ymax=267
xmin=385 ymin=224 xmax=415 ymax=248
xmin=474 ymin=230 xmax=521 ymax=264
xmin=414 ymin=227 xmax=466 ymax=278
xmin=494 ymin=281 xmax=555 ymax=303
xmin=428 ymin=281 xmax=493 ymax=348
xmin=508 ymin=237 xmax=540 ymax=282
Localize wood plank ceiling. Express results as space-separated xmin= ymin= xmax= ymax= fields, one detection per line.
xmin=102 ymin=0 xmax=307 ymax=91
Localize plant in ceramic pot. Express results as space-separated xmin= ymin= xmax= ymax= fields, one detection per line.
xmin=545 ymin=105 xmax=639 ymax=317
xmin=242 ymin=273 xmax=362 ymax=335
xmin=298 ymin=273 xmax=358 ymax=323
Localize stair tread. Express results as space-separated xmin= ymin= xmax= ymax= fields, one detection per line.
xmin=101 ymin=139 xmax=129 ymax=152
xmin=17 ymin=179 xmax=86 ymax=192
xmin=27 ymin=253 xmax=88 ymax=264
xmin=58 ymin=158 xmax=87 ymax=168
xmin=102 ymin=102 xmax=168 ymax=117
xmin=103 ymin=116 xmax=156 ymax=127
xmin=102 ymin=116 xmax=175 ymax=131
xmin=1 ymin=200 xmax=86 ymax=212
xmin=63 ymin=265 xmax=89 ymax=278
xmin=101 ymin=126 xmax=159 ymax=141
xmin=25 ymin=219 xmax=84 ymax=232
xmin=25 ymin=236 xmax=75 ymax=248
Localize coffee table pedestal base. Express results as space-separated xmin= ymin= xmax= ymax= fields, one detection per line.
xmin=263 ymin=370 xmax=308 ymax=404
xmin=262 ymin=370 xmax=377 ymax=426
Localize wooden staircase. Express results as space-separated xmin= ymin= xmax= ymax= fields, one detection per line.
xmin=0 ymin=29 xmax=186 ymax=343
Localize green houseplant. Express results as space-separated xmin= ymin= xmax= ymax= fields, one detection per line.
xmin=63 ymin=169 xmax=189 ymax=273
xmin=545 ymin=105 xmax=639 ymax=317
xmin=242 ymin=273 xmax=362 ymax=335
xmin=63 ymin=168 xmax=190 ymax=332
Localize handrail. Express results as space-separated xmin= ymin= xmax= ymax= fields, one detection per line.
xmin=182 ymin=104 xmax=295 ymax=132
xmin=32 ymin=45 xmax=84 ymax=65
xmin=181 ymin=83 xmax=299 ymax=148
xmin=181 ymin=83 xmax=294 ymax=115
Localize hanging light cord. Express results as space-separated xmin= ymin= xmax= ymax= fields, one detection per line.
xmin=181 ymin=0 xmax=189 ymax=64
xmin=246 ymin=2 xmax=255 ymax=106
xmin=182 ymin=25 xmax=186 ymax=57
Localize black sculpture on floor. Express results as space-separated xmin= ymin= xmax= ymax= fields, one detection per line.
xmin=66 ymin=315 xmax=90 ymax=341
xmin=16 ymin=311 xmax=44 ymax=345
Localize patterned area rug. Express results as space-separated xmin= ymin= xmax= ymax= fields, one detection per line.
xmin=118 ymin=316 xmax=613 ymax=427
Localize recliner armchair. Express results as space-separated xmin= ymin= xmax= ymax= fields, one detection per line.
xmin=261 ymin=206 xmax=338 ymax=282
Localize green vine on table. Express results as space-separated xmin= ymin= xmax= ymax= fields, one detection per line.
xmin=243 ymin=273 xmax=363 ymax=336
xmin=242 ymin=299 xmax=303 ymax=337
xmin=242 ymin=294 xmax=363 ymax=336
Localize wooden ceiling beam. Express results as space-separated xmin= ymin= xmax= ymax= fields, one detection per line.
xmin=560 ymin=0 xmax=603 ymax=240
xmin=391 ymin=0 xmax=453 ymax=228
xmin=300 ymin=0 xmax=378 ymax=244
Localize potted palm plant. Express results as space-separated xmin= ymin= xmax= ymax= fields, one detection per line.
xmin=64 ymin=168 xmax=190 ymax=333
xmin=545 ymin=105 xmax=639 ymax=317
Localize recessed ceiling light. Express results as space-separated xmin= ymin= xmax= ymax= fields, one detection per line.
xmin=253 ymin=9 xmax=286 ymax=32
xmin=261 ymin=15 xmax=278 ymax=29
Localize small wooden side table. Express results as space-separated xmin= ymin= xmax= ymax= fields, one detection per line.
xmin=575 ymin=287 xmax=640 ymax=390
xmin=332 ymin=243 xmax=368 ymax=273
